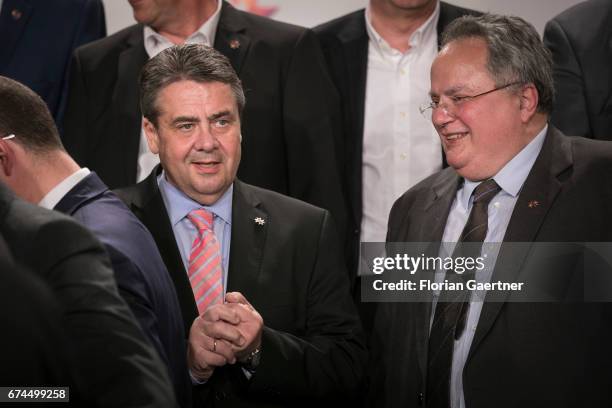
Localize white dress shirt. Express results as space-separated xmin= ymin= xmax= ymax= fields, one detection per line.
xmin=360 ymin=2 xmax=443 ymax=244
xmin=38 ymin=168 xmax=91 ymax=210
xmin=136 ymin=0 xmax=222 ymax=182
xmin=434 ymin=125 xmax=547 ymax=408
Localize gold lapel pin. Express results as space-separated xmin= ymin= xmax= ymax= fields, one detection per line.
xmin=254 ymin=217 xmax=265 ymax=226
xmin=11 ymin=9 xmax=22 ymax=20
xmin=527 ymin=200 xmax=540 ymax=208
xmin=229 ymin=39 xmax=240 ymax=50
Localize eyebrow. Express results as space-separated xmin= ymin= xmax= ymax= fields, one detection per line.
xmin=207 ymin=110 xmax=233 ymax=121
xmin=171 ymin=116 xmax=200 ymax=126
xmin=430 ymin=85 xmax=469 ymax=98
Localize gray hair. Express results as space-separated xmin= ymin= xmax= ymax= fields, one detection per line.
xmin=139 ymin=44 xmax=246 ymax=126
xmin=441 ymin=14 xmax=554 ymax=114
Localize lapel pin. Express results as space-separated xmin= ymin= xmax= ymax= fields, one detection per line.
xmin=229 ymin=39 xmax=240 ymax=50
xmin=527 ymin=200 xmax=540 ymax=208
xmin=254 ymin=217 xmax=265 ymax=226
xmin=11 ymin=9 xmax=22 ymax=20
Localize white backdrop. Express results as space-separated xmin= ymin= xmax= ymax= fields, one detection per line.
xmin=103 ymin=0 xmax=583 ymax=37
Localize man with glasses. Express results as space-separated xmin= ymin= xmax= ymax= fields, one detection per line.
xmin=368 ymin=14 xmax=612 ymax=408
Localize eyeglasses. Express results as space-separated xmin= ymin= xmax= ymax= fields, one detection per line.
xmin=2 ymin=134 xmax=15 ymax=140
xmin=419 ymin=82 xmax=522 ymax=120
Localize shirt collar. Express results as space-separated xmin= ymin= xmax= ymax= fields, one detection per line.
xmin=143 ymin=0 xmax=222 ymax=58
xmin=364 ymin=1 xmax=440 ymax=55
xmin=458 ymin=124 xmax=548 ymax=210
xmin=157 ymin=170 xmax=233 ymax=228
xmin=39 ymin=168 xmax=91 ymax=210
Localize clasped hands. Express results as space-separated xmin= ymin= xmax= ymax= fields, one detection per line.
xmin=188 ymin=291 xmax=263 ymax=381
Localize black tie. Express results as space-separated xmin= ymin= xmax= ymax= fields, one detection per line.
xmin=426 ymin=179 xmax=501 ymax=408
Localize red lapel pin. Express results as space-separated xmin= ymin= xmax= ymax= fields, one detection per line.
xmin=527 ymin=200 xmax=540 ymax=208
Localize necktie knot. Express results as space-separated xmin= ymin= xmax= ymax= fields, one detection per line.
xmin=472 ymin=179 xmax=501 ymax=206
xmin=187 ymin=208 xmax=214 ymax=236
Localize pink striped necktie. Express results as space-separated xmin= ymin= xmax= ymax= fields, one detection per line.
xmin=187 ymin=208 xmax=223 ymax=315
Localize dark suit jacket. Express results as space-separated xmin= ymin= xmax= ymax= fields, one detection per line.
xmin=369 ymin=126 xmax=612 ymax=407
xmin=62 ymin=1 xmax=347 ymax=239
xmin=313 ymin=2 xmax=480 ymax=290
xmin=0 ymin=182 xmax=177 ymax=407
xmin=116 ymin=169 xmax=367 ymax=407
xmin=0 ymin=0 xmax=105 ymax=122
xmin=0 ymin=234 xmax=75 ymax=390
xmin=54 ymin=172 xmax=190 ymax=408
xmin=544 ymin=0 xmax=612 ymax=140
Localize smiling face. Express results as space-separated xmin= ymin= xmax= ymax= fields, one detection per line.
xmin=429 ymin=37 xmax=531 ymax=181
xmin=144 ymin=80 xmax=241 ymax=205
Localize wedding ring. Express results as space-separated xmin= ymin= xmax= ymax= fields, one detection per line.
xmin=212 ymin=339 xmax=217 ymax=352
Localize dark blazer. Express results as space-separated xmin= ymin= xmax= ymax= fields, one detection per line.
xmin=62 ymin=1 xmax=347 ymax=238
xmin=0 ymin=234 xmax=75 ymax=389
xmin=0 ymin=182 xmax=177 ymax=407
xmin=116 ymin=169 xmax=367 ymax=407
xmin=544 ymin=0 xmax=612 ymax=140
xmin=54 ymin=172 xmax=190 ymax=408
xmin=369 ymin=126 xmax=612 ymax=407
xmin=0 ymin=0 xmax=105 ymax=122
xmin=313 ymin=2 xmax=480 ymax=289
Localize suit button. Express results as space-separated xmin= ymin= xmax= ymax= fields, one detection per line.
xmin=215 ymin=391 xmax=227 ymax=401
xmin=418 ymin=392 xmax=425 ymax=406
xmin=353 ymin=228 xmax=359 ymax=235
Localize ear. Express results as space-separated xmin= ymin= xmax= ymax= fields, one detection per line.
xmin=0 ymin=139 xmax=16 ymax=178
xmin=518 ymin=83 xmax=539 ymax=123
xmin=143 ymin=117 xmax=160 ymax=154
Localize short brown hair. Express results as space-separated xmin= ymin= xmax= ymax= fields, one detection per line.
xmin=0 ymin=76 xmax=64 ymax=153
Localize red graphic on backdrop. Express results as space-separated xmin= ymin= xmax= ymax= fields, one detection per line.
xmin=229 ymin=0 xmax=278 ymax=17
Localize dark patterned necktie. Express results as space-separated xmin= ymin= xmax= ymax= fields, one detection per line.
xmin=426 ymin=179 xmax=501 ymax=408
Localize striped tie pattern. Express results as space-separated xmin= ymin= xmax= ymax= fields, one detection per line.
xmin=426 ymin=179 xmax=501 ymax=408
xmin=187 ymin=209 xmax=223 ymax=315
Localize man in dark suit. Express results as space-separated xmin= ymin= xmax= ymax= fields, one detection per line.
xmin=0 ymin=180 xmax=177 ymax=407
xmin=314 ymin=1 xmax=479 ymax=305
xmin=0 ymin=0 xmax=106 ymax=123
xmin=62 ymin=0 xmax=346 ymax=240
xmin=0 ymin=75 xmax=189 ymax=408
xmin=116 ymin=44 xmax=366 ymax=407
xmin=368 ymin=14 xmax=612 ymax=407
xmin=543 ymin=0 xmax=612 ymax=140
xmin=0 ymin=234 xmax=75 ymax=390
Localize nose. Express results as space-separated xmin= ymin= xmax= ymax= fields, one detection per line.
xmin=194 ymin=127 xmax=219 ymax=152
xmin=431 ymin=101 xmax=456 ymax=129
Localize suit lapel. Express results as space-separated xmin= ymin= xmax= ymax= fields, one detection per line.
xmin=112 ymin=26 xmax=148 ymax=185
xmin=226 ymin=181 xmax=267 ymax=305
xmin=411 ymin=169 xmax=460 ymax=379
xmin=214 ymin=1 xmax=251 ymax=76
xmin=0 ymin=0 xmax=32 ymax=71
xmin=337 ymin=11 xmax=369 ymax=225
xmin=131 ymin=169 xmax=199 ymax=335
xmin=602 ymin=34 xmax=612 ymax=114
xmin=469 ymin=127 xmax=572 ymax=356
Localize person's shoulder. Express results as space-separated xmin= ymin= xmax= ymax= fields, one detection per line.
xmin=224 ymin=6 xmax=307 ymax=42
xmin=550 ymin=0 xmax=609 ymax=26
xmin=74 ymin=24 xmax=142 ymax=63
xmin=313 ymin=8 xmax=365 ymax=37
xmin=440 ymin=1 xmax=481 ymax=18
xmin=237 ymin=181 xmax=327 ymax=221
xmin=568 ymin=134 xmax=612 ymax=169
